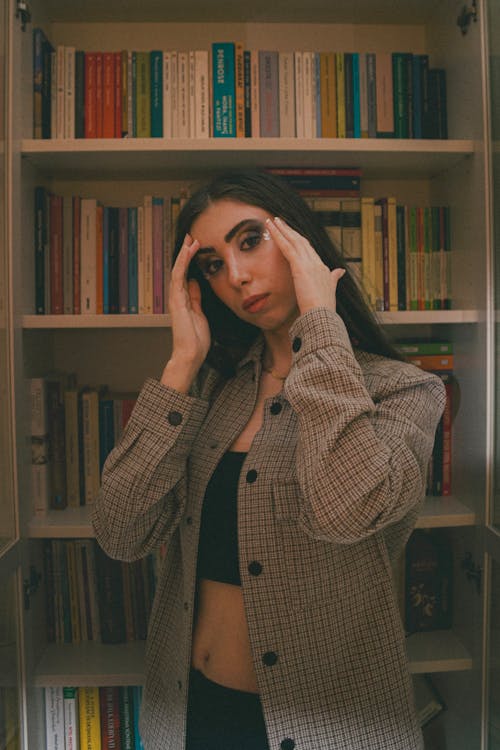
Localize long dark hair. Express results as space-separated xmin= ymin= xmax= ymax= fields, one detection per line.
xmin=173 ymin=170 xmax=403 ymax=375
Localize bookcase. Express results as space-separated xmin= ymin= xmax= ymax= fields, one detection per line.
xmin=1 ymin=0 xmax=498 ymax=747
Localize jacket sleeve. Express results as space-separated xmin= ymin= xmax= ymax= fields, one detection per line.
xmin=283 ymin=307 xmax=446 ymax=545
xmin=91 ymin=377 xmax=209 ymax=561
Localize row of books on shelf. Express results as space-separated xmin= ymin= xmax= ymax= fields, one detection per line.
xmin=397 ymin=340 xmax=454 ymax=497
xmin=33 ymin=180 xmax=452 ymax=316
xmin=43 ymin=539 xmax=157 ymax=645
xmin=33 ymin=28 xmax=448 ymax=140
xmin=45 ymin=685 xmax=144 ymax=750
xmin=34 ymin=186 xmax=187 ymax=316
xmin=30 ymin=373 xmax=137 ymax=513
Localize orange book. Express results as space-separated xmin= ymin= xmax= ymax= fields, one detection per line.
xmin=95 ymin=52 xmax=104 ymax=138
xmin=407 ymin=354 xmax=454 ymax=371
xmin=96 ymin=204 xmax=104 ymax=314
xmin=102 ymin=52 xmax=115 ymax=138
xmin=84 ymin=52 xmax=97 ymax=138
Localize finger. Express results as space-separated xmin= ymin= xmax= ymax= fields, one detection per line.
xmin=331 ymin=268 xmax=347 ymax=288
xmin=266 ymin=216 xmax=319 ymax=263
xmin=188 ymin=278 xmax=203 ymax=313
xmin=265 ymin=217 xmax=300 ymax=260
xmin=172 ymin=235 xmax=200 ymax=283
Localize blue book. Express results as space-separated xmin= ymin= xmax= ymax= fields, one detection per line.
xmin=132 ymin=686 xmax=145 ymax=749
xmin=366 ymin=53 xmax=377 ymax=138
xmin=102 ymin=207 xmax=110 ymax=314
xmin=396 ymin=204 xmax=407 ymax=310
xmin=352 ymin=52 xmax=361 ymax=138
xmin=150 ymin=50 xmax=163 ymax=137
xmin=212 ymin=42 xmax=236 ymax=137
xmin=128 ymin=207 xmax=138 ymax=314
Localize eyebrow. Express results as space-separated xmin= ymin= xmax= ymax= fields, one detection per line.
xmin=195 ymin=218 xmax=263 ymax=256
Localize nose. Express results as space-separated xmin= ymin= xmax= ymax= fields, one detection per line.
xmin=225 ymin=250 xmax=251 ymax=287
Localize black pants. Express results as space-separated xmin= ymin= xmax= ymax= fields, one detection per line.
xmin=185 ymin=668 xmax=270 ymax=750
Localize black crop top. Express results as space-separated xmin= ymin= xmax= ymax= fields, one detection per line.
xmin=196 ymin=451 xmax=247 ymax=586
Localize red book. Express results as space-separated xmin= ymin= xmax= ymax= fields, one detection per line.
xmin=375 ymin=198 xmax=390 ymax=311
xmin=72 ymin=196 xmax=81 ymax=314
xmin=102 ymin=52 xmax=115 ymax=138
xmin=114 ymin=51 xmax=122 ymax=138
xmin=49 ymin=194 xmax=63 ymax=314
xmin=95 ymin=52 xmax=104 ymax=138
xmin=99 ymin=687 xmax=121 ymax=750
xmin=84 ymin=52 xmax=97 ymax=138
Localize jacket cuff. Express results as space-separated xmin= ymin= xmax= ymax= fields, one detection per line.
xmin=127 ymin=377 xmax=209 ymax=436
xmin=288 ymin=308 xmax=354 ymax=360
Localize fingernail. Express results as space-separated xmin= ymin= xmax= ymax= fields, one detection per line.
xmin=262 ymin=230 xmax=271 ymax=241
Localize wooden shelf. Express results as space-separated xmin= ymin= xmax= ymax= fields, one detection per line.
xmin=415 ymin=497 xmax=476 ymax=529
xmin=28 ymin=496 xmax=476 ymax=539
xmin=33 ymin=641 xmax=145 ymax=687
xmin=407 ymin=630 xmax=473 ymax=674
xmin=21 ymin=310 xmax=478 ymax=329
xmin=31 ymin=629 xmax=472 ymax=686
xmin=21 ymin=138 xmax=475 ymax=179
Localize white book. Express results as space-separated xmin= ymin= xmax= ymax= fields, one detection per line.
xmin=195 ymin=50 xmax=210 ymax=138
xmin=294 ymin=51 xmax=304 ymax=138
xmin=279 ymin=52 xmax=295 ymax=137
xmin=143 ymin=195 xmax=153 ymax=314
xmin=250 ymin=49 xmax=260 ymax=137
xmin=80 ymin=198 xmax=97 ymax=315
xmin=178 ymin=51 xmax=190 ymax=138
xmin=170 ymin=51 xmax=179 ymax=137
xmin=62 ymin=195 xmax=73 ymax=314
xmin=63 ymin=687 xmax=80 ymax=750
xmin=302 ymin=51 xmax=313 ymax=139
xmin=64 ymin=46 xmax=76 ymax=139
xmin=359 ymin=52 xmax=368 ymax=138
xmin=137 ymin=204 xmax=145 ymax=313
xmin=189 ymin=50 xmax=196 ymax=138
xmin=163 ymin=52 xmax=172 ymax=138
xmin=56 ymin=46 xmax=66 ymax=139
xmin=45 ymin=686 xmax=64 ymax=750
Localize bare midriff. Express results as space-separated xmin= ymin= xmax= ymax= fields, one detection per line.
xmin=191 ymin=579 xmax=259 ymax=692
xmin=190 ymin=370 xmax=284 ymax=694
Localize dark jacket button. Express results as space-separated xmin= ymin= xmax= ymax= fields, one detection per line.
xmin=167 ymin=410 xmax=182 ymax=426
xmin=270 ymin=402 xmax=282 ymax=415
xmin=281 ymin=740 xmax=295 ymax=750
xmin=248 ymin=561 xmax=263 ymax=576
xmin=262 ymin=651 xmax=278 ymax=666
xmin=246 ymin=469 xmax=258 ymax=483
xmin=186 ymin=516 xmax=193 ymax=525
xmin=292 ymin=336 xmax=302 ymax=352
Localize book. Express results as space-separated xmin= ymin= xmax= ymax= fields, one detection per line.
xmin=319 ymin=52 xmax=337 ymax=138
xmin=264 ymin=166 xmax=361 ymax=196
xmin=63 ymin=687 xmax=80 ymax=750
xmin=81 ymin=388 xmax=100 ymax=504
xmin=49 ymin=194 xmax=63 ymax=314
xmin=136 ymin=51 xmax=151 ymax=137
xmin=64 ymin=382 xmax=84 ymax=508
xmin=194 ymin=50 xmax=210 ymax=138
xmin=212 ymin=42 xmax=236 ymax=137
xmin=405 ymin=528 xmax=453 ymax=633
xmin=375 ymin=52 xmax=394 ymax=137
xmin=47 ymin=375 xmax=68 ymax=510
xmin=80 ymin=198 xmax=97 ymax=314
xmin=64 ymin=46 xmax=76 ymax=137
xmin=79 ymin=687 xmax=102 ymax=750
xmin=279 ymin=51 xmax=296 ymax=137
xmin=177 ymin=51 xmax=189 ymax=138
xmin=99 ymin=687 xmax=121 ymax=750
xmin=102 ymin=51 xmax=115 ymax=138
xmin=94 ymin=545 xmax=126 ymax=644
xmin=397 ymin=340 xmax=453 ymax=355
xmin=34 ymin=186 xmax=48 ymax=314
xmin=235 ymin=42 xmax=245 ymax=137
xmin=45 ymin=687 xmax=64 ymax=750
xmin=30 ymin=377 xmax=50 ymax=516
xmin=412 ymin=674 xmax=446 ymax=727
xmin=150 ymin=50 xmax=163 ymax=137
xmin=259 ymin=50 xmax=279 ymax=137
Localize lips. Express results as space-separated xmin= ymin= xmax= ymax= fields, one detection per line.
xmin=242 ymin=293 xmax=269 ymax=311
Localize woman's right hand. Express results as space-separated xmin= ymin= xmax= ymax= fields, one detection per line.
xmin=160 ymin=234 xmax=211 ymax=392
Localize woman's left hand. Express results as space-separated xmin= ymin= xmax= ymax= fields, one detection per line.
xmin=265 ymin=216 xmax=346 ymax=315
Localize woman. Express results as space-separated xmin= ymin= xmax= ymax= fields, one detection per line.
xmin=92 ymin=171 xmax=446 ymax=750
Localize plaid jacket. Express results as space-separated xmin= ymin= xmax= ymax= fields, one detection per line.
xmin=93 ymin=307 xmax=446 ymax=750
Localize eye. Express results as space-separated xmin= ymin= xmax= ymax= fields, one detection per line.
xmin=198 ymin=257 xmax=224 ymax=279
xmin=240 ymin=228 xmax=264 ymax=251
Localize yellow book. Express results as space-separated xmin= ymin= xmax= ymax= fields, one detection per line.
xmin=235 ymin=41 xmax=245 ymax=137
xmin=361 ymin=197 xmax=376 ymax=309
xmin=135 ymin=51 xmax=151 ymax=138
xmin=335 ymin=53 xmax=345 ymax=138
xmin=320 ymin=52 xmax=337 ymax=137
xmin=79 ymin=687 xmax=101 ymax=750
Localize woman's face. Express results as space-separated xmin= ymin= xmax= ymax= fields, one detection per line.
xmin=190 ymin=199 xmax=299 ymax=334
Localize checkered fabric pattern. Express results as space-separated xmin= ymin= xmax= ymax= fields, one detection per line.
xmin=93 ymin=307 xmax=446 ymax=750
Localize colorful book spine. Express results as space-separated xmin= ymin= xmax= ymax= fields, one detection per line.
xmin=212 ymin=42 xmax=236 ymax=137
xmin=259 ymin=50 xmax=280 ymax=137
xmin=79 ymin=687 xmax=102 ymax=750
xmin=150 ymin=50 xmax=163 ymax=137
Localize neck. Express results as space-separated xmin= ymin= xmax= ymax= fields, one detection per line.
xmin=262 ymin=330 xmax=293 ymax=377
